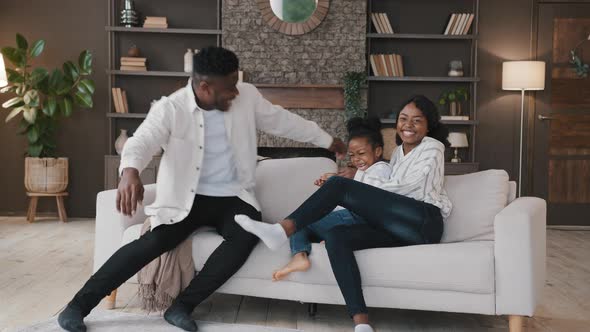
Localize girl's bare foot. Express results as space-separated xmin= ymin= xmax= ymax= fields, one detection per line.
xmin=272 ymin=252 xmax=311 ymax=281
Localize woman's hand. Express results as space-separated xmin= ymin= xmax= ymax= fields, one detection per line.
xmin=314 ymin=172 xmax=337 ymax=186
xmin=337 ymin=166 xmax=356 ymax=179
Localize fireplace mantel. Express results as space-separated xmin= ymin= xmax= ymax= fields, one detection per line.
xmin=254 ymin=84 xmax=344 ymax=109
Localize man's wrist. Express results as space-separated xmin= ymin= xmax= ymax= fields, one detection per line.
xmin=122 ymin=167 xmax=139 ymax=176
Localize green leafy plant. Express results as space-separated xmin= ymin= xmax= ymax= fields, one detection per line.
xmin=570 ymin=51 xmax=589 ymax=78
xmin=344 ymin=71 xmax=365 ymax=120
xmin=570 ymin=34 xmax=589 ymax=78
xmin=1 ymin=33 xmax=94 ymax=157
xmin=438 ymin=87 xmax=469 ymax=106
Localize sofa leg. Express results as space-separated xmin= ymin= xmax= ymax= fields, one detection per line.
xmin=308 ymin=303 xmax=317 ymax=317
xmin=104 ymin=289 xmax=117 ymax=310
xmin=508 ymin=315 xmax=523 ymax=332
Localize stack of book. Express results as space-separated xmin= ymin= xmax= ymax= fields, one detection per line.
xmin=111 ymin=88 xmax=129 ymax=113
xmin=443 ymin=13 xmax=475 ymax=35
xmin=370 ymin=12 xmax=394 ymax=34
xmin=369 ymin=54 xmax=404 ymax=77
xmin=143 ymin=16 xmax=168 ymax=29
xmin=120 ymin=57 xmax=147 ymax=71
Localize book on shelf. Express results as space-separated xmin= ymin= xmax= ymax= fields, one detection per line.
xmin=120 ymin=65 xmax=147 ymax=71
xmin=143 ymin=16 xmax=168 ymax=28
xmin=441 ymin=115 xmax=469 ymax=121
xmin=143 ymin=23 xmax=169 ymax=28
xmin=380 ymin=13 xmax=394 ymax=34
xmin=395 ymin=54 xmax=404 ymax=76
xmin=120 ymin=56 xmax=146 ymax=63
xmin=452 ymin=13 xmax=464 ymax=35
xmin=443 ymin=13 xmax=457 ymax=35
xmin=443 ymin=13 xmax=474 ymax=35
xmin=462 ymin=14 xmax=475 ymax=34
xmin=120 ymin=57 xmax=147 ymax=71
xmin=369 ymin=54 xmax=404 ymax=77
xmin=371 ymin=13 xmax=383 ymax=33
xmin=121 ymin=90 xmax=129 ymax=113
xmin=370 ymin=13 xmax=393 ymax=34
xmin=369 ymin=55 xmax=379 ymax=76
xmin=111 ymin=88 xmax=128 ymax=114
xmin=121 ymin=61 xmax=146 ymax=67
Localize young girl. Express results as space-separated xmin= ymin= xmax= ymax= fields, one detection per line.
xmin=272 ymin=117 xmax=391 ymax=281
xmin=235 ymin=95 xmax=452 ymax=332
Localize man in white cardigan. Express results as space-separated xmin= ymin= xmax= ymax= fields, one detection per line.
xmin=58 ymin=46 xmax=346 ymax=332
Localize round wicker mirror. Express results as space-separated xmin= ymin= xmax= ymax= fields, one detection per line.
xmin=257 ymin=0 xmax=330 ymax=36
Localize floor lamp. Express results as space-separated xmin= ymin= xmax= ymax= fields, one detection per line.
xmin=0 ymin=54 xmax=8 ymax=87
xmin=502 ymin=61 xmax=545 ymax=197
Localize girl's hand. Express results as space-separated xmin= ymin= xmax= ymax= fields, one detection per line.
xmin=337 ymin=166 xmax=356 ymax=179
xmin=314 ymin=173 xmax=337 ymax=186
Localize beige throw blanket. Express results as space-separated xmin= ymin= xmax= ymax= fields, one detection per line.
xmin=137 ymin=218 xmax=195 ymax=311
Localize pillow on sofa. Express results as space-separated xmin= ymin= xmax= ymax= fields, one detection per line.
xmin=441 ymin=169 xmax=509 ymax=243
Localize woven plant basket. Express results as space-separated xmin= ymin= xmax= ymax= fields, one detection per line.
xmin=24 ymin=157 xmax=69 ymax=193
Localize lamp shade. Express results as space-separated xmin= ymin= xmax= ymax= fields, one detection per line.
xmin=448 ymin=132 xmax=468 ymax=148
xmin=0 ymin=55 xmax=7 ymax=88
xmin=502 ymin=61 xmax=545 ymax=91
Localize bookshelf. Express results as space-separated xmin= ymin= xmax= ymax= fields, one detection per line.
xmin=367 ymin=0 xmax=480 ymax=168
xmin=105 ymin=0 xmax=221 ymax=188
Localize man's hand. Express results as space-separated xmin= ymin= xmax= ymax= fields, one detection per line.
xmin=328 ymin=137 xmax=347 ymax=160
xmin=337 ymin=165 xmax=356 ymax=179
xmin=116 ymin=168 xmax=144 ymax=217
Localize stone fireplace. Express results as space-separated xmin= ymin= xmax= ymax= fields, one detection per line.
xmin=222 ymin=0 xmax=367 ymax=155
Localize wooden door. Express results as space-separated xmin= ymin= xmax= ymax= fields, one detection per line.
xmin=532 ymin=2 xmax=590 ymax=225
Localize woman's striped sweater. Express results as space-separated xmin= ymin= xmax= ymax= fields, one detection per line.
xmin=356 ymin=136 xmax=452 ymax=219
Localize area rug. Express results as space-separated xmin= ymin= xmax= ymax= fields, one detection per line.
xmin=13 ymin=310 xmax=302 ymax=332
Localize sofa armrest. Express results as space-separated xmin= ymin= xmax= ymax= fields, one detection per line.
xmin=494 ymin=197 xmax=546 ymax=316
xmin=93 ymin=184 xmax=157 ymax=273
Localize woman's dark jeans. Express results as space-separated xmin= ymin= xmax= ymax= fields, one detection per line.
xmin=286 ymin=176 xmax=444 ymax=316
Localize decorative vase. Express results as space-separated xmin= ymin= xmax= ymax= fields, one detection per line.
xmin=24 ymin=157 xmax=69 ymax=193
xmin=448 ymin=60 xmax=464 ymax=77
xmin=115 ymin=129 xmax=129 ymax=155
xmin=184 ymin=48 xmax=193 ymax=73
xmin=128 ymin=45 xmax=140 ymax=57
xmin=120 ymin=0 xmax=139 ymax=27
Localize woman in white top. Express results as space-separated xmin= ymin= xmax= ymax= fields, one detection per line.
xmin=235 ymin=95 xmax=452 ymax=332
xmin=272 ymin=117 xmax=392 ymax=281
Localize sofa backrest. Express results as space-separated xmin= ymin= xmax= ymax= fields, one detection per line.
xmin=441 ymin=170 xmax=510 ymax=243
xmin=255 ymin=158 xmax=511 ymax=243
xmin=255 ymin=157 xmax=337 ymax=223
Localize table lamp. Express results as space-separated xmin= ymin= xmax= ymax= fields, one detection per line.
xmin=448 ymin=132 xmax=468 ymax=163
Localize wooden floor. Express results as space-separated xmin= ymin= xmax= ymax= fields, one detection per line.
xmin=1 ymin=216 xmax=589 ymax=332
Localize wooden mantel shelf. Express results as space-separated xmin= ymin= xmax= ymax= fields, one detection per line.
xmin=253 ymin=84 xmax=344 ymax=109
xmin=254 ymin=83 xmax=343 ymax=88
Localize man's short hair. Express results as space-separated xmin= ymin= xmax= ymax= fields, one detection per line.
xmin=193 ymin=46 xmax=239 ymax=77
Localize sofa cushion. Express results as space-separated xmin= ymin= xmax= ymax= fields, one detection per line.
xmin=193 ymin=230 xmax=495 ymax=295
xmin=442 ymin=170 xmax=509 ymax=243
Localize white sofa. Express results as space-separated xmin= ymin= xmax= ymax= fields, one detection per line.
xmin=94 ymin=157 xmax=546 ymax=332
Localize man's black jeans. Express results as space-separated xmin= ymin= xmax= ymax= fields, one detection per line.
xmin=287 ymin=176 xmax=444 ymax=316
xmin=70 ymin=195 xmax=261 ymax=316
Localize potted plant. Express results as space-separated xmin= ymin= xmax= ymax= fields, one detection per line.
xmin=343 ymin=71 xmax=365 ymax=120
xmin=1 ymin=34 xmax=95 ymax=193
xmin=438 ymin=87 xmax=469 ymax=116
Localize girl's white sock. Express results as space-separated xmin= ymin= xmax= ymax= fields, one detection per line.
xmin=354 ymin=324 xmax=374 ymax=332
xmin=234 ymin=215 xmax=288 ymax=250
